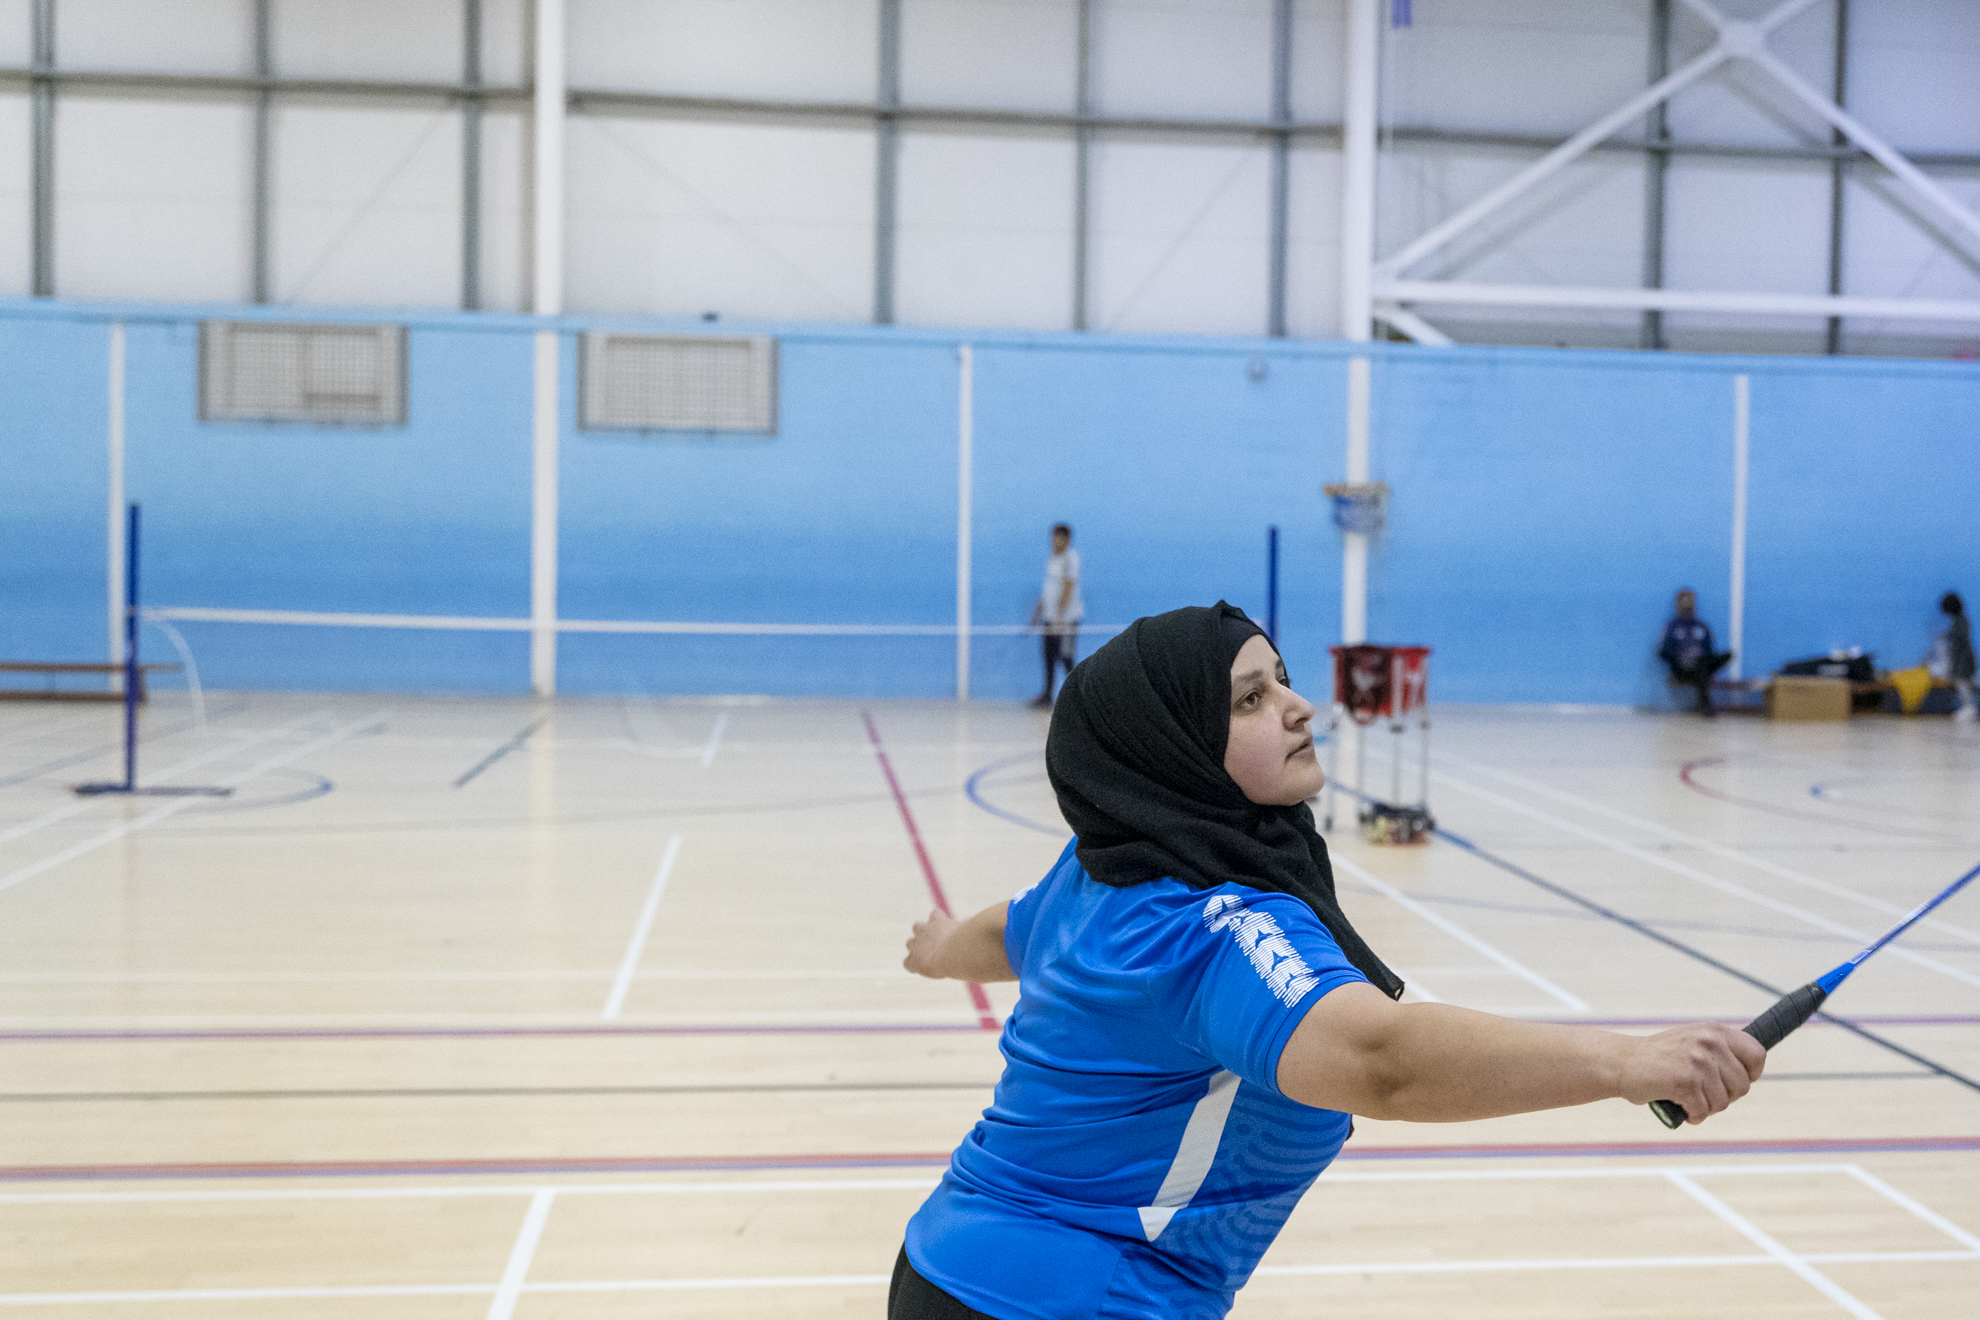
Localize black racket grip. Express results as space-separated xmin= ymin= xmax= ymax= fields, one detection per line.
xmin=1649 ymin=981 xmax=1829 ymax=1129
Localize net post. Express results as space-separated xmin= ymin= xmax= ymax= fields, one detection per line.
xmin=1266 ymin=525 xmax=1279 ymax=643
xmin=122 ymin=502 xmax=140 ymax=792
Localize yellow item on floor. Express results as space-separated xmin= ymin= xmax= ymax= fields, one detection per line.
xmin=1888 ymin=665 xmax=1935 ymax=714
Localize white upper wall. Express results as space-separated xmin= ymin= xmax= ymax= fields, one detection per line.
xmin=4 ymin=0 xmax=1975 ymax=351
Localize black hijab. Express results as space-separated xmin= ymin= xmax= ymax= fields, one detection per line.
xmin=1045 ymin=602 xmax=1404 ymax=999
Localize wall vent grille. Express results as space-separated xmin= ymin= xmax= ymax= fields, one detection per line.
xmin=581 ymin=333 xmax=778 ymax=433
xmin=200 ymin=321 xmax=408 ymax=426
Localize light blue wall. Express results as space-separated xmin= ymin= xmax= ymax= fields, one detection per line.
xmin=1 ymin=299 xmax=1975 ymax=703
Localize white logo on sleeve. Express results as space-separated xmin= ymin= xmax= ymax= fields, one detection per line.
xmin=1202 ymin=894 xmax=1321 ymax=1007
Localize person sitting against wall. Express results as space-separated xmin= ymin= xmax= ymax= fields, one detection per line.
xmin=1936 ymin=592 xmax=1976 ymax=724
xmin=1659 ymin=589 xmax=1733 ymax=718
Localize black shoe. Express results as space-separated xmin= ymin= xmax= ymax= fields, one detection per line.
xmin=1028 ymin=695 xmax=1053 ymax=710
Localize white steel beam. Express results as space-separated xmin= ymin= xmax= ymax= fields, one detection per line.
xmin=1376 ymin=279 xmax=1980 ymax=324
xmin=1750 ymin=48 xmax=1980 ymax=260
xmin=1370 ymin=0 xmax=1980 ymax=332
xmin=1338 ymin=0 xmax=1378 ymax=341
xmin=1372 ymin=45 xmax=1729 ymax=280
xmin=1373 ymin=306 xmax=1453 ymax=346
xmin=529 ymin=0 xmax=564 ymax=698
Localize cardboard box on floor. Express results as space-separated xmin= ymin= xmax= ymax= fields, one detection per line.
xmin=1766 ymin=675 xmax=1851 ymax=721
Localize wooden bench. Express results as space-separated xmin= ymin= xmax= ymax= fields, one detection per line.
xmin=0 ymin=661 xmax=182 ymax=703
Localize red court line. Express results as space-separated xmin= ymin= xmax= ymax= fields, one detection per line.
xmin=861 ymin=710 xmax=1000 ymax=1032
xmin=11 ymin=1136 xmax=1980 ymax=1183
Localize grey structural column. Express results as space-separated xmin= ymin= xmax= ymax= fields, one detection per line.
xmin=462 ymin=0 xmax=483 ymax=310
xmin=1266 ymin=0 xmax=1291 ymax=338
xmin=251 ymin=0 xmax=272 ymax=303
xmin=1640 ymin=0 xmax=1670 ymax=350
xmin=1072 ymin=0 xmax=1092 ymax=331
xmin=1825 ymin=0 xmax=1849 ymax=355
xmin=29 ymin=0 xmax=53 ymax=297
xmin=873 ymin=0 xmax=900 ymax=324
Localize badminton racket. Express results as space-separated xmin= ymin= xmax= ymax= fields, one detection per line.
xmin=1651 ymin=858 xmax=1980 ymax=1128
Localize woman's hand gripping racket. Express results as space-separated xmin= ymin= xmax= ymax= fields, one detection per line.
xmin=1650 ymin=860 xmax=1980 ymax=1128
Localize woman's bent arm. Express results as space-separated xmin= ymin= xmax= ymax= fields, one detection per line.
xmin=1277 ymin=982 xmax=1765 ymax=1125
xmin=904 ymin=903 xmax=1016 ymax=982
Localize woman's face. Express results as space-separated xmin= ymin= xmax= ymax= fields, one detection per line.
xmin=1224 ymin=633 xmax=1324 ymax=806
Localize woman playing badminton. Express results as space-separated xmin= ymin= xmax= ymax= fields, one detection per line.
xmin=895 ymin=603 xmax=1763 ymax=1320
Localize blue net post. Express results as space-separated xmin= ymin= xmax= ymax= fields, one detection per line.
xmin=122 ymin=503 xmax=139 ymax=791
xmin=1266 ymin=525 xmax=1279 ymax=643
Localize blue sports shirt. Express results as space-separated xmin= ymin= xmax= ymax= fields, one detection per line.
xmin=904 ymin=840 xmax=1368 ymax=1319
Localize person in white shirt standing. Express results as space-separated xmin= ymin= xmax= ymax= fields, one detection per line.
xmin=1030 ymin=523 xmax=1083 ymax=709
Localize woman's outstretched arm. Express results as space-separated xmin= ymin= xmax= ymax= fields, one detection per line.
xmin=1277 ymin=982 xmax=1765 ymax=1126
xmin=904 ymin=903 xmax=1016 ymax=982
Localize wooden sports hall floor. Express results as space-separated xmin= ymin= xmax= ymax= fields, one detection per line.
xmin=2 ymin=692 xmax=1977 ymax=1318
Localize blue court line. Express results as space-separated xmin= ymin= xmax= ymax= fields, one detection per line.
xmin=963 ymin=752 xmax=1068 ymax=837
xmin=453 ymin=717 xmax=547 ymax=789
xmin=1431 ymin=822 xmax=1980 ymax=1099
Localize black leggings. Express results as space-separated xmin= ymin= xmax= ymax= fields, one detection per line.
xmin=889 ymin=1248 xmax=1001 ymax=1320
xmin=1042 ymin=628 xmax=1078 ymax=698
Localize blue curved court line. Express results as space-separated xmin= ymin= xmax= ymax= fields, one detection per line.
xmin=964 ymin=752 xmax=1069 ymax=837
xmin=187 ymin=773 xmax=335 ymax=814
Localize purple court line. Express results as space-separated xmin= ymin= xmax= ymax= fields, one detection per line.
xmin=10 ymin=1136 xmax=1980 ymax=1184
xmin=0 ymin=1022 xmax=993 ymax=1044
xmin=7 ymin=1014 xmax=1978 ymax=1046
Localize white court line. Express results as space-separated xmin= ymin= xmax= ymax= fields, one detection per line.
xmin=0 ymin=712 xmax=389 ymax=899
xmin=1665 ymin=1171 xmax=1884 ymax=1320
xmin=0 ymin=713 xmax=324 ymax=848
xmin=701 ymin=711 xmax=727 ymax=767
xmin=1844 ymin=1165 xmax=1980 ymax=1252
xmin=1443 ymin=753 xmax=1980 ymax=947
xmin=1430 ymin=768 xmax=1980 ymax=990
xmin=486 ymin=1190 xmax=555 ymax=1320
xmin=1335 ymin=854 xmax=1590 ymax=1012
xmin=603 ymin=834 xmax=682 ymax=1019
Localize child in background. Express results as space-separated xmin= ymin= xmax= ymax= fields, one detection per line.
xmin=1938 ymin=593 xmax=1976 ymax=723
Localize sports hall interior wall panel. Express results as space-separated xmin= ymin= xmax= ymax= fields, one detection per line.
xmin=119 ymin=319 xmax=536 ymax=694
xmin=556 ymin=335 xmax=963 ymax=698
xmin=470 ymin=108 xmax=529 ymax=316
xmin=900 ymin=0 xmax=1078 ymax=114
xmin=1088 ymin=0 xmax=1273 ymax=122
xmin=1087 ymin=139 xmax=1272 ymax=336
xmin=271 ymin=0 xmax=463 ymax=83
xmin=1659 ymin=158 xmax=1835 ymax=349
xmin=1281 ymin=145 xmax=1344 ymax=340
xmin=0 ymin=0 xmax=27 ymax=66
xmin=270 ymin=105 xmax=464 ymax=311
xmin=895 ymin=130 xmax=1076 ymax=331
xmin=1847 ymin=0 xmax=1980 ymax=156
xmin=566 ymin=0 xmax=879 ymax=103
xmin=1741 ymin=358 xmax=1980 ymax=680
xmin=563 ymin=117 xmax=875 ymax=324
xmin=57 ymin=0 xmax=251 ymax=74
xmin=1373 ymin=0 xmax=1646 ymax=138
xmin=53 ymin=98 xmax=252 ymax=304
xmin=1368 ymin=348 xmax=1737 ymax=707
xmin=0 ymin=95 xmax=29 ymax=298
xmin=1381 ymin=152 xmax=1646 ymax=289
xmin=0 ymin=317 xmax=109 ymax=667
xmin=1286 ymin=0 xmax=1345 ymax=123
xmin=1840 ymin=173 xmax=1980 ymax=310
xmin=968 ymin=340 xmax=1348 ymax=702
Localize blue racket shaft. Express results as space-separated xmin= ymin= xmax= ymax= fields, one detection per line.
xmin=1650 ymin=859 xmax=1980 ymax=1128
